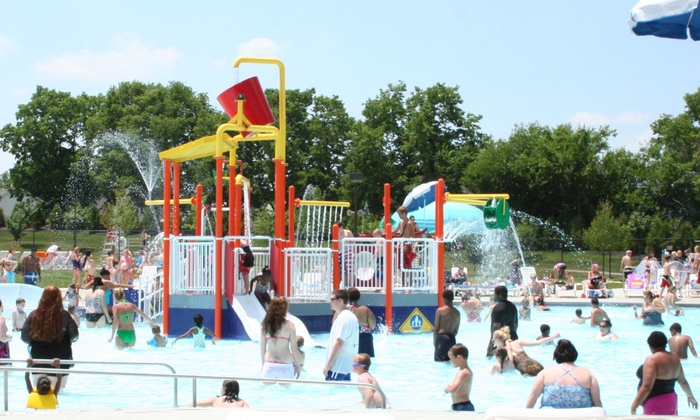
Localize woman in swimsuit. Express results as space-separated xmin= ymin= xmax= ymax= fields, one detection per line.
xmin=526 ymin=339 xmax=602 ymax=409
xmin=492 ymin=326 xmax=560 ymax=377
xmin=108 ymin=288 xmax=154 ymax=348
xmin=70 ymin=246 xmax=82 ymax=287
xmin=634 ymin=290 xmax=665 ymax=326
xmin=260 ymin=296 xmax=302 ymax=379
xmin=632 ymin=331 xmax=697 ymax=415
xmin=81 ymin=250 xmax=96 ymax=286
xmin=84 ymin=277 xmax=112 ymax=328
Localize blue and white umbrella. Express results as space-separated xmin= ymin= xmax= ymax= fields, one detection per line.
xmin=629 ymin=0 xmax=700 ymax=40
xmin=401 ymin=181 xmax=447 ymax=213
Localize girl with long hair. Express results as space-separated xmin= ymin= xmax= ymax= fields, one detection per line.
xmin=192 ymin=380 xmax=249 ymax=407
xmin=260 ymin=296 xmax=302 ymax=379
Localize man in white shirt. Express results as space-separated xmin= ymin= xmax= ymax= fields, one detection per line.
xmin=323 ymin=289 xmax=359 ymax=381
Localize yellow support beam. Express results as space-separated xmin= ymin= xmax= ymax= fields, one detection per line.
xmin=145 ymin=199 xmax=196 ymax=206
xmin=298 ymin=200 xmax=351 ymax=208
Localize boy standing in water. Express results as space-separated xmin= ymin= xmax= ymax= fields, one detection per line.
xmin=351 ymin=353 xmax=385 ymax=408
xmin=444 ymin=343 xmax=474 ymax=411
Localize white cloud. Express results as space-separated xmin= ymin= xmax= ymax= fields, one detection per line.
xmin=237 ymin=37 xmax=282 ymax=58
xmin=34 ymin=35 xmax=183 ymax=82
xmin=0 ymin=34 xmax=21 ymax=56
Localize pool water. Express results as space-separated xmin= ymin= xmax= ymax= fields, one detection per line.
xmin=1 ymin=304 xmax=699 ymax=415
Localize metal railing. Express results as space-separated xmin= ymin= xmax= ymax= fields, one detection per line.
xmin=340 ymin=237 xmax=386 ymax=290
xmin=0 ymin=362 xmax=387 ymax=411
xmin=137 ymin=268 xmax=164 ymax=320
xmin=224 ymin=236 xmax=273 ymax=295
xmin=1 ymin=359 xmax=178 ymax=411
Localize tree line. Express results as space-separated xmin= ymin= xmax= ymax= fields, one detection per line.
xmin=1 ymin=81 xmax=698 ymax=251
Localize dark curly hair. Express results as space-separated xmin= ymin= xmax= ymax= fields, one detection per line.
xmin=553 ymin=339 xmax=578 ymax=363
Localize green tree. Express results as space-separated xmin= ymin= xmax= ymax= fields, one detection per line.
xmin=583 ymin=202 xmax=630 ymax=277
xmin=464 ymin=123 xmax=616 ymax=233
xmin=0 ymin=86 xmax=92 ymax=206
xmin=113 ymin=190 xmax=140 ymax=234
xmin=7 ymin=202 xmax=31 ymax=242
xmin=0 ymin=208 xmax=5 ymax=228
xmin=641 ymin=88 xmax=700 ymax=224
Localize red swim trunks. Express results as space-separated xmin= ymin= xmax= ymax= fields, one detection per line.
xmin=660 ymin=275 xmax=672 ymax=289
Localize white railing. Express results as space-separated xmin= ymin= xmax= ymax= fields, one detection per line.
xmin=391 ymin=237 xmax=438 ymax=292
xmin=170 ymin=236 xmax=215 ymax=294
xmin=285 ymin=247 xmax=333 ymax=302
xmin=340 ymin=237 xmax=386 ymax=290
xmin=137 ymin=266 xmax=164 ymax=320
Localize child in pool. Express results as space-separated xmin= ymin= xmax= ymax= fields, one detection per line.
xmin=537 ymin=324 xmax=554 ymax=345
xmin=444 ymin=343 xmax=474 ymax=411
xmin=191 ymin=379 xmax=249 ymax=407
xmin=491 ymin=347 xmax=513 ymax=375
xmin=172 ymin=314 xmax=216 ymax=348
xmin=25 ymin=358 xmax=61 ymax=410
xmin=12 ymin=298 xmax=27 ymax=331
xmin=64 ymin=284 xmax=78 ymax=308
xmin=571 ymin=308 xmax=588 ymax=324
xmin=352 ymin=353 xmax=384 ymax=408
xmin=148 ymin=325 xmax=168 ymax=347
xmin=297 ymin=335 xmax=306 ymax=370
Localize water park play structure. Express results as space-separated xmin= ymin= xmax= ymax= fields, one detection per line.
xmin=152 ymin=57 xmax=511 ymax=340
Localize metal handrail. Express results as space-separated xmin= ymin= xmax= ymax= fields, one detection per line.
xmin=0 ymin=365 xmax=387 ymax=411
xmin=1 ymin=359 xmax=179 ymax=411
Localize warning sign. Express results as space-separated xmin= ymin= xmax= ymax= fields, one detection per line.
xmin=398 ymin=308 xmax=433 ymax=333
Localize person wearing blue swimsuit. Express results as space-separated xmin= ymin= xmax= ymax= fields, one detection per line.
xmin=526 ymin=339 xmax=602 ymax=409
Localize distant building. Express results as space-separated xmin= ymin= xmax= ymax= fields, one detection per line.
xmin=0 ymin=187 xmax=18 ymax=220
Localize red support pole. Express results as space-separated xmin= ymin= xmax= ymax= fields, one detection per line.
xmin=287 ymin=186 xmax=295 ymax=248
xmin=162 ymin=160 xmax=171 ymax=335
xmin=173 ymin=163 xmax=181 ymax=237
xmin=194 ymin=184 xmax=203 ymax=236
xmin=436 ymin=179 xmax=445 ymax=307
xmin=214 ymin=156 xmax=224 ymax=339
xmin=234 ymin=183 xmax=243 ymax=237
xmin=383 ymin=183 xmax=393 ymax=332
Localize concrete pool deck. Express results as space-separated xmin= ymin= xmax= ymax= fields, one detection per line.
xmin=5 ymin=407 xmax=700 ymax=419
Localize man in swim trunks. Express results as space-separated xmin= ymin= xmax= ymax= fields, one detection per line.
xmin=487 ymin=285 xmax=518 ymax=357
xmin=632 ymin=331 xmax=697 ymax=415
xmin=589 ymin=298 xmax=609 ymax=328
xmin=21 ymin=248 xmax=41 ymax=286
xmin=434 ymin=289 xmax=460 ymax=362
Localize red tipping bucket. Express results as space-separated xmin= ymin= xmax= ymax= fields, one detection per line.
xmin=217 ymin=76 xmax=275 ymax=137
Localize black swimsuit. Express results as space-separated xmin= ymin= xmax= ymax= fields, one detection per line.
xmin=636 ymin=364 xmax=677 ymax=399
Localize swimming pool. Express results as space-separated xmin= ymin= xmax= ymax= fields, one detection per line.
xmin=1 ymin=304 xmax=698 ymax=415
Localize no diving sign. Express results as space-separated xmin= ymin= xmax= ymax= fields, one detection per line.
xmin=398 ymin=308 xmax=433 ymax=333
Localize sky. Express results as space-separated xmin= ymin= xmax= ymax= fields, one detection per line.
xmin=1 ymin=1 xmax=699 ymax=176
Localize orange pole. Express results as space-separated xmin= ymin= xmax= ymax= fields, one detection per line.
xmin=214 ymin=156 xmax=224 ymax=338
xmin=383 ymin=183 xmax=393 ymax=331
xmin=173 ymin=163 xmax=181 ymax=236
xmin=229 ymin=161 xmax=236 ymax=237
xmin=162 ymin=160 xmax=171 ymax=335
xmin=332 ymin=223 xmax=341 ymax=291
xmin=234 ymin=183 xmax=243 ymax=237
xmin=288 ymin=186 xmax=295 ymax=248
xmin=194 ymin=184 xmax=203 ymax=236
xmin=274 ymin=159 xmax=286 ymax=297
xmin=436 ymin=178 xmax=445 ymax=307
